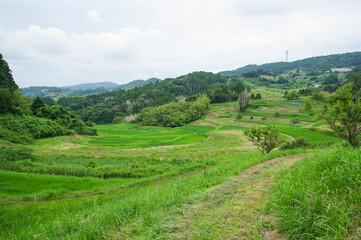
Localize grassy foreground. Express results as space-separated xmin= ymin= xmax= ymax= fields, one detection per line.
xmin=1 ymin=99 xmax=353 ymax=239
xmin=270 ymin=146 xmax=361 ymax=239
xmin=0 ymin=149 xmax=308 ymax=239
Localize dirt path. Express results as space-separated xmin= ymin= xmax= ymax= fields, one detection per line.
xmin=164 ymin=153 xmax=312 ymax=240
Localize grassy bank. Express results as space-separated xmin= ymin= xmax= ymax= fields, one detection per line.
xmin=270 ymin=146 xmax=361 ymax=239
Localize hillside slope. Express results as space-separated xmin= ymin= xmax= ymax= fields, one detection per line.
xmin=220 ymin=51 xmax=361 ymax=76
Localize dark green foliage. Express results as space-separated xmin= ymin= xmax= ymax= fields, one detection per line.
xmin=284 ymin=91 xmax=300 ymax=100
xmin=0 ymin=146 xmax=34 ymax=162
xmin=322 ymin=74 xmax=339 ymax=85
xmin=248 ymin=100 xmax=271 ymax=109
xmin=312 ymin=92 xmax=325 ymax=100
xmin=298 ymin=88 xmax=312 ymax=96
xmin=136 ymin=95 xmax=210 ymax=127
xmin=0 ymin=115 xmax=70 ymax=143
xmin=0 ymin=54 xmax=18 ymax=92
xmin=280 ymin=137 xmax=311 ymax=150
xmin=0 ymin=88 xmax=15 ymax=114
xmin=323 ymin=85 xmax=338 ymax=93
xmin=58 ymin=72 xmax=227 ymax=124
xmin=86 ymin=159 xmax=98 ymax=169
xmin=31 ymin=96 xmax=46 ymax=114
xmin=42 ymin=97 xmax=56 ymax=105
xmin=290 ymin=118 xmax=300 ymax=124
xmin=0 ymin=104 xmax=96 ymax=143
xmin=346 ymin=68 xmax=361 ymax=98
xmin=230 ymin=81 xmax=245 ymax=95
xmin=241 ymin=69 xmax=273 ymax=78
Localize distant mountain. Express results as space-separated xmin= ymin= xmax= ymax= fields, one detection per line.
xmin=21 ymin=86 xmax=71 ymax=98
xmin=21 ymin=78 xmax=162 ymax=98
xmin=220 ymin=52 xmax=361 ymax=76
xmin=62 ymin=82 xmax=119 ymax=91
xmin=117 ymin=78 xmax=162 ymax=89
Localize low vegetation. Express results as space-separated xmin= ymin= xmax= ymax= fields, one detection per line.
xmin=1 ymin=52 xmax=361 ymax=239
xmin=136 ymin=94 xmax=210 ymax=127
xmin=270 ymin=146 xmax=361 ymax=239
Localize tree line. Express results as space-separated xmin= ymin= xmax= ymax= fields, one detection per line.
xmin=57 ymin=72 xmax=247 ymax=124
xmin=0 ymin=54 xmax=96 ymax=144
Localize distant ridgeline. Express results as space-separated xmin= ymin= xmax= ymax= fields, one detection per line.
xmin=220 ymin=52 xmax=361 ymax=76
xmin=21 ymin=78 xmax=162 ymax=98
xmin=0 ymin=54 xmax=97 ymax=144
xmin=57 ymin=71 xmax=246 ymax=124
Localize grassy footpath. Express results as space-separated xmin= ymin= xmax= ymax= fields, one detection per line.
xmin=158 ymin=154 xmax=312 ymax=239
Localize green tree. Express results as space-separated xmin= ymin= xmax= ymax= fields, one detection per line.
xmin=309 ymin=84 xmax=361 ymax=147
xmin=0 ymin=88 xmax=14 ymax=114
xmin=284 ymin=91 xmax=299 ymax=100
xmin=243 ymin=126 xmax=281 ymax=154
xmin=0 ymin=54 xmax=18 ymax=92
xmin=31 ymin=96 xmax=46 ymax=114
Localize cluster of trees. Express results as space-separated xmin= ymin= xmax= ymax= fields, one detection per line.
xmin=0 ymin=54 xmax=96 ymax=144
xmin=136 ymin=95 xmax=210 ymax=127
xmin=57 ymin=72 xmax=246 ymax=124
xmin=250 ymin=93 xmax=262 ymax=100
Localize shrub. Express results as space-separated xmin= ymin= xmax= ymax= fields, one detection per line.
xmin=290 ymin=118 xmax=300 ymax=124
xmin=86 ymin=159 xmax=98 ymax=169
xmin=0 ymin=146 xmax=34 ymax=162
xmin=235 ymin=113 xmax=243 ymax=119
xmin=280 ymin=137 xmax=310 ymax=150
xmin=244 ymin=126 xmax=282 ymax=154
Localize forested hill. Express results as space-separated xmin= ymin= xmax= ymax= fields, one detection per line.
xmin=22 ymin=78 xmax=163 ymax=98
xmin=0 ymin=54 xmax=97 ymax=144
xmin=117 ymin=77 xmax=162 ymax=90
xmin=220 ymin=51 xmax=361 ymax=76
xmin=58 ymin=72 xmax=244 ymax=124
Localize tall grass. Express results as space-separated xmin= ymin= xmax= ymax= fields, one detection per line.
xmin=270 ymin=146 xmax=361 ymax=239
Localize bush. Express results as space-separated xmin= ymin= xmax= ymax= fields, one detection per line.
xmin=86 ymin=159 xmax=98 ymax=169
xmin=0 ymin=146 xmax=34 ymax=162
xmin=280 ymin=137 xmax=310 ymax=150
xmin=235 ymin=113 xmax=243 ymax=119
xmin=136 ymin=95 xmax=210 ymax=127
xmin=290 ymin=118 xmax=300 ymax=124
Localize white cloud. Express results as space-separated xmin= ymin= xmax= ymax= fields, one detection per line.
xmin=0 ymin=1 xmax=361 ymax=87
xmin=87 ymin=9 xmax=103 ymax=22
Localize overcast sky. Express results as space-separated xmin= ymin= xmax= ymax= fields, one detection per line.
xmin=1 ymin=0 xmax=361 ymax=88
